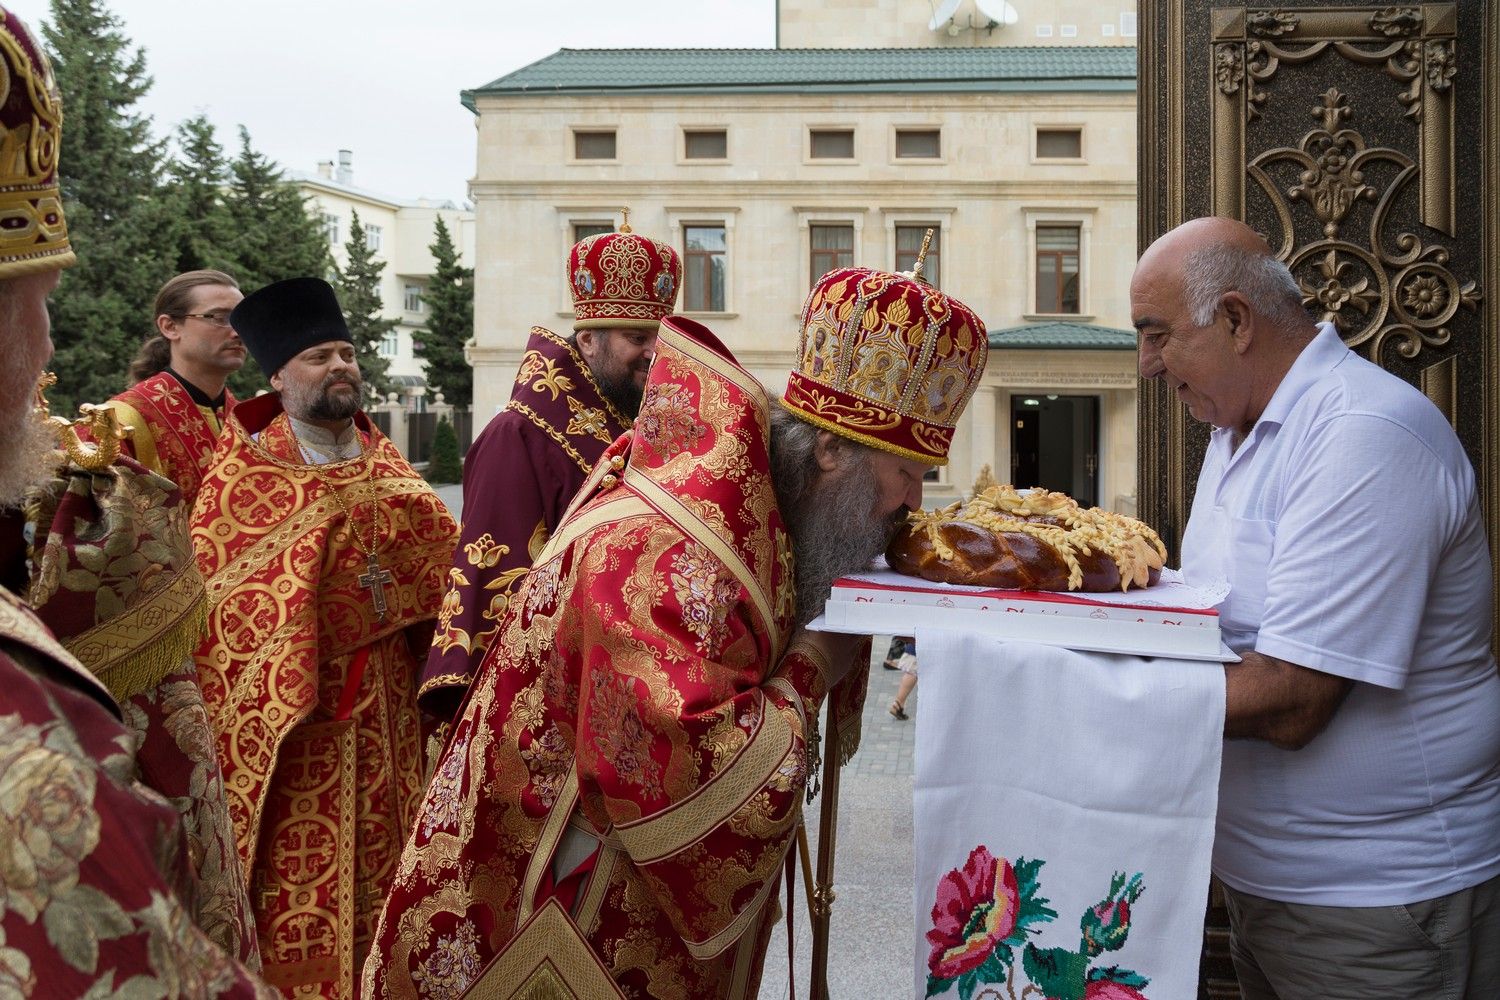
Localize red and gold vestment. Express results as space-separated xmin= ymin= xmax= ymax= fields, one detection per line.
xmin=419 ymin=327 xmax=631 ymax=719
xmin=103 ymin=369 xmax=235 ymax=506
xmin=191 ymin=394 xmax=457 ymax=999
xmin=0 ymin=586 xmax=274 ymax=997
xmin=25 ymin=455 xmax=262 ymax=968
xmin=365 ymin=318 xmax=869 ymax=999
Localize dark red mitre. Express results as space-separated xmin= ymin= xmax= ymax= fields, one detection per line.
xmin=781 ymin=267 xmax=988 ymax=466
xmin=0 ymin=7 xmax=73 ymax=279
xmin=568 ymin=225 xmax=681 ymax=331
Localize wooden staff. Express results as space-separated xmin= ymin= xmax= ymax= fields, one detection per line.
xmin=807 ymin=694 xmax=845 ymax=1000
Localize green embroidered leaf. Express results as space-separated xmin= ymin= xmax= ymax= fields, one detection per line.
xmin=61 ymin=568 xmax=102 ymax=592
xmin=976 ymin=948 xmax=1011 ymax=981
xmin=1009 ymin=855 xmax=1057 ymax=943
xmin=73 ymin=545 xmax=107 ymax=573
xmin=1089 ymin=965 xmax=1150 ymax=987
xmin=926 ymin=973 xmax=955 ymax=998
xmin=957 ymin=969 xmax=980 ymax=1000
xmin=44 ymin=899 xmax=97 ymax=974
xmin=1023 ymin=944 xmax=1090 ymax=1000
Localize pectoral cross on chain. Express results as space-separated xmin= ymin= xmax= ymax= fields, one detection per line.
xmin=358 ymin=552 xmax=394 ymax=622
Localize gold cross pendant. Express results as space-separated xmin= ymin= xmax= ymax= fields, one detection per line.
xmin=358 ymin=552 xmax=394 ymax=622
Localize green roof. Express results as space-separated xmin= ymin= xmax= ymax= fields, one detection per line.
xmin=463 ymin=47 xmax=1136 ymax=108
xmin=987 ymin=321 xmax=1136 ymax=350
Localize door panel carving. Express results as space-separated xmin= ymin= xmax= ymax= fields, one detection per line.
xmin=1140 ymin=5 xmax=1498 ymax=997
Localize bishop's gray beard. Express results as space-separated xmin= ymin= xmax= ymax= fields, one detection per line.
xmin=0 ymin=406 xmax=61 ymax=512
xmin=785 ymin=455 xmax=902 ymax=628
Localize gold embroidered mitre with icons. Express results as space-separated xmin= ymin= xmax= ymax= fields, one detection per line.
xmin=782 ymin=265 xmax=988 ymax=465
xmin=568 ymin=209 xmax=682 ymax=332
xmin=0 ymin=7 xmax=74 ymax=278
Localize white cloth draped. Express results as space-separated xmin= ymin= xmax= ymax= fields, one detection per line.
xmin=912 ymin=629 xmax=1224 ymax=1000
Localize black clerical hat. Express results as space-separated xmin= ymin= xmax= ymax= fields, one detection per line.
xmin=230 ymin=277 xmax=353 ymax=377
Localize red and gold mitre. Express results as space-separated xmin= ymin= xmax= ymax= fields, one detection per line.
xmin=781 ymin=267 xmax=988 ymax=465
xmin=568 ymin=218 xmax=681 ymax=332
xmin=0 ymin=7 xmax=73 ymax=279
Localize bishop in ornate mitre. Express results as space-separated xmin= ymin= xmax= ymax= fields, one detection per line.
xmin=190 ymin=277 xmax=458 ymax=998
xmin=364 ymin=262 xmax=988 ymax=998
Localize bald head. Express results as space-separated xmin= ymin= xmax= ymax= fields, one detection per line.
xmin=1138 ymin=216 xmax=1271 ymax=275
xmin=1132 ymin=217 xmax=1316 ymax=436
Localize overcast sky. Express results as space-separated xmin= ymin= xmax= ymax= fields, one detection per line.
xmin=37 ymin=0 xmax=778 ymax=205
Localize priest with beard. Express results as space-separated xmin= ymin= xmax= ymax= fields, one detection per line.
xmin=190 ymin=277 xmax=457 ymax=998
xmin=419 ymin=216 xmax=681 ymax=724
xmin=364 ymin=264 xmax=988 ymax=999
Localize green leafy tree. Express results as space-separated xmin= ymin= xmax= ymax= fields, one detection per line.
xmin=221 ymin=126 xmax=332 ymax=397
xmin=164 ymin=114 xmax=235 ymax=275
xmin=413 ymin=216 xmax=473 ymax=408
xmin=43 ymin=0 xmax=177 ymax=412
xmin=426 ymin=416 xmax=463 ymax=484
xmin=224 ymin=127 xmax=330 ymax=287
xmin=335 ymin=209 xmax=395 ymax=401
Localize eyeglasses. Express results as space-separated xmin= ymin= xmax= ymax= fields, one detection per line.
xmin=183 ymin=312 xmax=234 ymax=328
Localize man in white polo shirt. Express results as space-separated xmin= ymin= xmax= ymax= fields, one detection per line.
xmin=1133 ymin=216 xmax=1500 ymax=997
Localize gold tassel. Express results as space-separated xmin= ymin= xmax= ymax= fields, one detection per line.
xmin=69 ymin=592 xmax=207 ymax=703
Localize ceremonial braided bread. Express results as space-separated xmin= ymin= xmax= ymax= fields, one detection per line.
xmin=886 ymin=485 xmax=1167 ymax=592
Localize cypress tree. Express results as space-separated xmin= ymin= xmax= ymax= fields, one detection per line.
xmin=224 ymin=126 xmax=331 ymax=288
xmin=221 ymin=126 xmax=333 ymax=397
xmin=413 ymin=216 xmax=474 ymax=408
xmin=335 ymin=209 xmax=396 ymax=401
xmin=165 ymin=114 xmax=235 ymax=275
xmin=43 ymin=0 xmax=177 ymax=411
xmin=426 ymin=416 xmax=463 ymax=484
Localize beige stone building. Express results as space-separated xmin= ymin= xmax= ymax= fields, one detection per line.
xmin=295 ymin=151 xmax=477 ymax=410
xmin=464 ymin=0 xmax=1138 ymax=508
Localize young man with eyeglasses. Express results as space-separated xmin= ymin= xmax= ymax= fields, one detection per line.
xmin=100 ymin=269 xmax=246 ymax=504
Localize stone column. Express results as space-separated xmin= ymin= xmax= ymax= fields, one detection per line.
xmin=969 ymin=385 xmax=999 ymax=493
xmin=374 ymin=391 xmax=409 ymax=457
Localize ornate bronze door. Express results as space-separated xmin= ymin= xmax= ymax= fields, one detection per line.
xmin=1138 ymin=4 xmax=1499 ymax=996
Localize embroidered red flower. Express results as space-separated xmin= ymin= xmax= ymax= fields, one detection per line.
xmin=1084 ymin=978 xmax=1150 ymax=1000
xmin=926 ymin=845 xmax=1020 ymax=980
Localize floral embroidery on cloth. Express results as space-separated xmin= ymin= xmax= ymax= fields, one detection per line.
xmin=670 ymin=542 xmax=740 ymax=656
xmin=926 ymin=845 xmax=1149 ymax=1000
xmin=636 ymin=382 xmax=706 ymax=460
xmin=411 ymin=919 xmax=483 ymax=999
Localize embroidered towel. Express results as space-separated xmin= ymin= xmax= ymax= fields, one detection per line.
xmin=913 ymin=630 xmax=1224 ymax=1000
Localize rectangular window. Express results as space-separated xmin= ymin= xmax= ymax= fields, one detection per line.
xmin=896 ymin=226 xmax=940 ymax=288
xmin=809 ymin=128 xmax=854 ymax=159
xmin=683 ymin=225 xmax=727 ymax=312
xmin=404 ymin=283 xmax=423 ymax=313
xmin=684 ymin=129 xmax=727 ymax=159
xmin=573 ymin=129 xmax=617 ymax=160
xmin=1036 ymin=225 xmax=1081 ymax=314
xmin=895 ymin=128 xmax=941 ymax=159
xmin=379 ymin=332 xmax=400 ymax=357
xmin=321 ymin=212 xmax=339 ymax=246
xmin=1036 ymin=127 xmax=1083 ymax=159
xmin=573 ymin=223 xmax=613 ymax=243
xmin=365 ymin=225 xmax=383 ymax=252
xmin=1120 ymin=12 xmax=1137 ymax=36
xmin=809 ymin=224 xmax=854 ymax=286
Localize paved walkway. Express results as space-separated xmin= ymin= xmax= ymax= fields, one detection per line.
xmin=760 ymin=637 xmax=918 ymax=999
xmin=435 ymin=485 xmax=919 ymax=997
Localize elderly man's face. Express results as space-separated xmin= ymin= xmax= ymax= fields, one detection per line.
xmin=271 ymin=340 xmax=363 ymax=424
xmin=0 ymin=269 xmax=63 ymax=508
xmin=1131 ymin=259 xmax=1252 ymax=432
xmin=785 ymin=436 xmax=930 ymax=626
